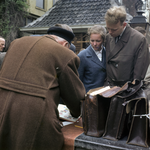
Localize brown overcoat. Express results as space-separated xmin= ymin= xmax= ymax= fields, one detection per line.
xmin=105 ymin=25 xmax=149 ymax=86
xmin=0 ymin=35 xmax=85 ymax=150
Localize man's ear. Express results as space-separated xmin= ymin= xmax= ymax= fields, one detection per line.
xmin=63 ymin=41 xmax=70 ymax=48
xmin=123 ymin=22 xmax=127 ymax=27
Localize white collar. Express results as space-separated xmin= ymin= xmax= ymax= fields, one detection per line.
xmin=91 ymin=45 xmax=103 ymax=53
xmin=119 ymin=26 xmax=126 ymax=38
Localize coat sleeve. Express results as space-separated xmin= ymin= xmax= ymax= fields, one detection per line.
xmin=134 ymin=37 xmax=149 ymax=80
xmin=59 ymin=55 xmax=86 ymax=118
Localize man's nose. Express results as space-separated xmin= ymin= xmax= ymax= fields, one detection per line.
xmin=109 ymin=30 xmax=112 ymax=34
xmin=93 ymin=41 xmax=97 ymax=45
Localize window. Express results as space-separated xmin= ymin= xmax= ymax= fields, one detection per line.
xmin=27 ymin=17 xmax=34 ymax=25
xmin=36 ymin=0 xmax=44 ymax=9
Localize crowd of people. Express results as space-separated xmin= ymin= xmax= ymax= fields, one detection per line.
xmin=0 ymin=5 xmax=149 ymax=150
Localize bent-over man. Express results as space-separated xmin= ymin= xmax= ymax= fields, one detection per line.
xmin=0 ymin=27 xmax=85 ymax=150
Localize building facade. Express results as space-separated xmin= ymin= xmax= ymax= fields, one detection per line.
xmin=25 ymin=0 xmax=55 ymax=25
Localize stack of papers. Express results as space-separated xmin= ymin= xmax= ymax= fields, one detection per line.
xmin=58 ymin=104 xmax=79 ymax=122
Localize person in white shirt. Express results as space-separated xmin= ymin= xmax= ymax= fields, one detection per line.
xmin=78 ymin=25 xmax=106 ymax=92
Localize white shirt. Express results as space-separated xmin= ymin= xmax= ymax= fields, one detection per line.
xmin=91 ymin=45 xmax=103 ymax=61
xmin=115 ymin=26 xmax=127 ymax=43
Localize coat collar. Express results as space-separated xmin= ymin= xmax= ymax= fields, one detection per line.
xmin=86 ymin=45 xmax=106 ymax=68
xmin=107 ymin=24 xmax=131 ymax=61
xmin=44 ymin=35 xmax=57 ymax=42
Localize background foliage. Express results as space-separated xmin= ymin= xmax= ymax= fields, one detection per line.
xmin=0 ymin=0 xmax=28 ymax=51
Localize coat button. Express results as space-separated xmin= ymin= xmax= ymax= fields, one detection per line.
xmin=115 ymin=64 xmax=118 ymax=67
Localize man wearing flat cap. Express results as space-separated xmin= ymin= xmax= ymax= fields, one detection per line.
xmin=0 ymin=27 xmax=85 ymax=150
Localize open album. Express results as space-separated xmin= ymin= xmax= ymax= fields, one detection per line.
xmin=87 ymin=86 xmax=123 ymax=98
xmin=89 ymin=86 xmax=110 ymax=96
xmin=58 ymin=104 xmax=80 ymax=122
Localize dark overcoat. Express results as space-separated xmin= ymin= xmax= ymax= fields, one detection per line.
xmin=105 ymin=25 xmax=149 ymax=86
xmin=0 ymin=52 xmax=6 ymax=69
xmin=0 ymin=35 xmax=85 ymax=150
xmin=78 ymin=45 xmax=106 ymax=92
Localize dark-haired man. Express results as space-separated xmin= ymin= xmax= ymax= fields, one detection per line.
xmin=0 ymin=27 xmax=85 ymax=150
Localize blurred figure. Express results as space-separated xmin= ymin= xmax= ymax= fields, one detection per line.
xmin=134 ymin=26 xmax=150 ymax=81
xmin=78 ymin=25 xmax=106 ymax=92
xmin=0 ymin=36 xmax=5 ymax=52
xmin=0 ymin=36 xmax=6 ymax=69
xmin=0 ymin=52 xmax=6 ymax=69
xmin=134 ymin=26 xmax=146 ymax=36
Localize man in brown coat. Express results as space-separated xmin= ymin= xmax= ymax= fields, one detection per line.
xmin=105 ymin=6 xmax=149 ymax=86
xmin=0 ymin=27 xmax=85 ymax=150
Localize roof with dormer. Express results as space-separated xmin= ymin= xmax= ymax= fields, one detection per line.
xmin=20 ymin=0 xmax=132 ymax=34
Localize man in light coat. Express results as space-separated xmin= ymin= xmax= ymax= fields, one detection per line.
xmin=105 ymin=6 xmax=149 ymax=86
xmin=0 ymin=27 xmax=85 ymax=150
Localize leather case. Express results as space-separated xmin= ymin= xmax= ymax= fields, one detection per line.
xmin=103 ymin=80 xmax=143 ymax=141
xmin=126 ymin=96 xmax=148 ymax=147
xmin=126 ymin=81 xmax=150 ymax=147
xmin=82 ymin=85 xmax=127 ymax=137
xmin=103 ymin=95 xmax=129 ymax=140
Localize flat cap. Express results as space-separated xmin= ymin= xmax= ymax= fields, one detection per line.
xmin=47 ymin=26 xmax=75 ymax=44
